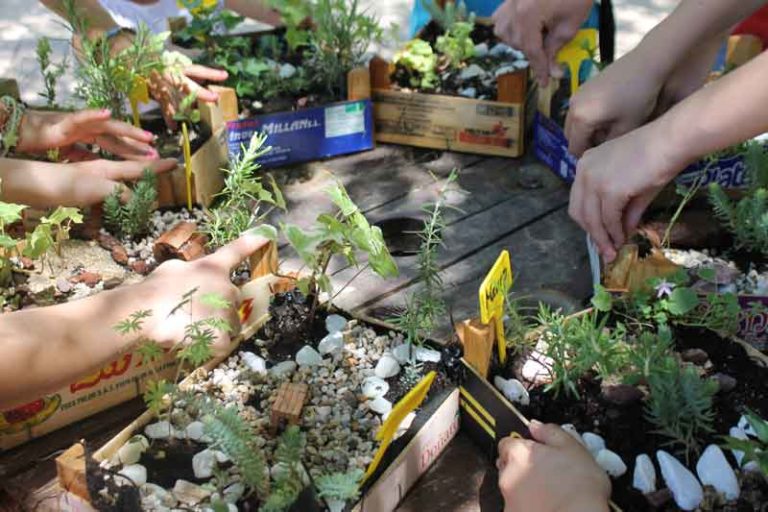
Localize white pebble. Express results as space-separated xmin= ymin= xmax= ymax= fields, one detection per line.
xmin=144 ymin=420 xmax=178 ymax=440
xmin=738 ymin=415 xmax=758 ymax=437
xmin=493 ymin=376 xmax=530 ymax=405
xmin=279 ymin=63 xmax=296 ymax=79
xmin=192 ymin=449 xmax=217 ymax=479
xmin=459 ymin=64 xmax=485 ymax=80
xmin=473 ymin=42 xmax=489 ymax=58
xmin=458 ymin=87 xmax=477 ymax=98
xmin=392 ymin=343 xmax=414 ymax=364
xmin=269 ymin=360 xmax=297 ymax=378
xmin=521 ymin=352 xmax=554 ymax=385
xmin=318 ymin=332 xmax=344 ymax=355
xmin=596 ymin=449 xmax=627 ymax=478
xmin=581 ymin=432 xmax=606 ymax=456
xmin=240 ymin=352 xmax=267 ymax=374
xmin=696 ymin=445 xmax=740 ymax=500
xmin=325 ymin=314 xmax=347 ymax=334
xmin=117 ymin=464 xmax=147 ymax=486
xmin=657 ymin=450 xmax=704 ymax=511
xmin=560 ymin=424 xmax=584 ymax=445
xmin=296 ymin=345 xmax=323 ymax=366
xmin=223 ymin=482 xmax=245 ymax=503
xmin=415 ymin=346 xmax=441 ymax=363
xmin=374 ymin=354 xmax=401 ymax=379
xmin=362 ymin=376 xmax=390 ymax=399
xmin=729 ymin=426 xmax=748 ymax=466
xmin=633 ymin=454 xmax=657 ymax=494
xmin=117 ymin=435 xmax=149 ymax=465
xmin=494 ymin=65 xmax=516 ymax=77
xmin=173 ymin=479 xmax=212 ymax=505
xmin=369 ymin=396 xmax=393 ymax=416
xmin=185 ymin=421 xmax=206 ymax=442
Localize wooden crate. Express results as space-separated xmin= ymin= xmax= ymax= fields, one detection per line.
xmin=370 ymin=56 xmax=528 ymax=158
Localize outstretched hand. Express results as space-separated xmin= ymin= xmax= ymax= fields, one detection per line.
xmin=148 ymin=65 xmax=228 ymax=131
xmin=497 ymin=421 xmax=611 ymax=512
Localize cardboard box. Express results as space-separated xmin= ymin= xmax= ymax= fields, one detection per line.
xmin=371 ymin=57 xmax=528 ymax=158
xmin=224 ymin=68 xmax=375 ymax=168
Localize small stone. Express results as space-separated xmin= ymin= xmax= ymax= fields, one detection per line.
xmin=374 ymin=354 xmax=401 ymax=379
xmin=185 ymin=421 xmax=206 ymax=442
xmin=325 ymin=314 xmax=347 ymax=334
xmin=223 ymin=482 xmax=245 ymax=503
xmin=696 ymin=445 xmax=739 ymax=501
xmin=601 ymin=383 xmax=643 ymax=406
xmin=369 ymin=396 xmax=393 ymax=415
xmin=489 ymin=43 xmax=513 ymax=58
xmin=192 ymin=449 xmax=217 ymax=479
xmin=582 ymin=432 xmax=606 ymax=456
xmin=712 ymin=373 xmax=737 ymax=393
xmin=596 ymin=449 xmax=627 ymax=478
xmin=70 ymin=271 xmax=101 ymax=288
xmin=145 ymin=420 xmax=175 ymax=440
xmin=103 ymin=277 xmax=123 ymax=290
xmin=269 ymin=361 xmax=297 ymax=378
xmin=241 ymin=352 xmax=267 ymax=375
xmin=111 ymin=244 xmax=129 ymax=265
xmin=315 ymin=405 xmax=332 ymax=422
xmin=392 ymin=343 xmax=414 ymax=364
xmin=362 ymin=376 xmax=389 ymax=399
xmin=458 ymin=87 xmax=477 ymax=98
xmin=728 ymin=426 xmax=749 ymax=466
xmin=560 ymin=424 xmax=584 ymax=445
xmin=415 ymin=346 xmax=441 ymax=363
xmin=279 ymin=63 xmax=297 ymax=79
xmin=214 ymin=450 xmax=229 ymax=463
xmin=140 ymin=483 xmax=176 ymax=507
xmin=173 ymin=479 xmax=212 ymax=505
xmin=521 ymin=353 xmax=554 ymax=385
xmin=56 ymin=278 xmax=72 ymax=294
xmin=494 ymin=65 xmax=516 ymax=77
xmin=738 ymin=415 xmax=758 ymax=437
xmin=680 ymin=348 xmax=709 ymax=365
xmin=326 ymin=499 xmax=347 ymax=512
xmin=513 ymin=59 xmax=529 ymax=70
xmin=117 ymin=435 xmax=149 ymax=465
xmin=633 ymin=454 xmax=657 ymax=494
xmin=318 ymin=332 xmax=344 ymax=355
xmin=473 ymin=42 xmax=489 ymax=57
xmin=296 ymin=346 xmax=323 ymax=367
xmin=116 ymin=464 xmax=147 ymax=486
xmin=493 ymin=376 xmax=530 ymax=405
xmin=657 ymin=450 xmax=704 ymax=511
xmin=459 ymin=64 xmax=484 ymax=80
xmin=99 ymin=233 xmax=120 ymax=251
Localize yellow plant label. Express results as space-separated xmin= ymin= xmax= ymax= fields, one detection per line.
xmin=362 ymin=371 xmax=436 ymax=483
xmin=181 ymin=122 xmax=193 ymax=210
xmin=557 ymin=28 xmax=598 ymax=96
xmin=129 ymin=76 xmax=150 ymax=128
xmin=479 ymin=250 xmax=514 ymax=364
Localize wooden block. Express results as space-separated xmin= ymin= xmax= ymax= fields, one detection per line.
xmin=209 ymin=85 xmax=239 ymax=123
xmin=55 ymin=442 xmax=89 ymax=501
xmin=347 ymin=67 xmax=372 ymax=101
xmin=497 ymin=70 xmax=527 ymax=104
xmin=153 ymin=221 xmax=207 ymax=262
xmin=455 ymin=318 xmax=495 ymax=378
xmin=156 ymin=171 xmax=176 ymax=207
xmin=0 ymin=79 xmax=19 ymax=100
xmin=271 ymin=382 xmax=309 ymax=429
xmin=726 ymin=34 xmax=763 ymax=69
xmin=249 ymin=240 xmax=278 ymax=279
xmin=369 ymin=56 xmax=392 ymax=91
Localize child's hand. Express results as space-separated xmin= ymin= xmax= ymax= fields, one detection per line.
xmin=497 ymin=421 xmax=611 ymax=512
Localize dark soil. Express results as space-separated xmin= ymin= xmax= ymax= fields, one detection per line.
xmin=139 ymin=438 xmax=213 ymax=488
xmin=505 ymin=326 xmax=768 ymax=511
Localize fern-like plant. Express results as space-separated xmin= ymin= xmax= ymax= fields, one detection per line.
xmin=645 ymin=358 xmax=717 ymax=462
xmin=260 ymin=425 xmax=307 ymax=512
xmin=709 ymin=183 xmax=768 ymax=257
xmin=103 ymin=168 xmax=158 ymax=239
xmin=316 ymin=469 xmax=364 ymax=512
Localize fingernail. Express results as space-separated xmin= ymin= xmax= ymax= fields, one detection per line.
xmin=144 ymin=130 xmax=154 ymax=138
xmin=145 ymin=148 xmax=159 ymax=159
xmin=529 ymin=419 xmax=542 ymax=430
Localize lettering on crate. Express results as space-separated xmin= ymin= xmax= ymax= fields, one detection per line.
xmin=70 ymin=354 xmax=134 ymax=393
xmin=420 ymin=416 xmax=460 ymax=471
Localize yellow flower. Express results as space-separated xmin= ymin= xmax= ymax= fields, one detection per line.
xmin=177 ymin=0 xmax=218 ymax=17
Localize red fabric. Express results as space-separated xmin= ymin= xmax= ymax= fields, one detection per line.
xmin=733 ymin=5 xmax=768 ymax=49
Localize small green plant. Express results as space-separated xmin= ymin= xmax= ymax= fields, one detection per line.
xmin=172 ymin=91 xmax=201 ymax=126
xmin=723 ymin=409 xmax=768 ymax=474
xmin=204 ymin=131 xmax=285 ymax=248
xmin=315 ymin=468 xmax=364 ymax=512
xmin=421 ymin=0 xmax=470 ymax=30
xmin=36 ymin=36 xmax=68 ymax=108
xmin=709 ymin=183 xmax=768 ymax=257
xmin=392 ymin=171 xmax=457 ymax=347
xmin=645 ymin=357 xmax=717 ymax=462
xmin=103 ymin=168 xmax=158 ymax=239
xmin=0 ymin=200 xmax=27 ymax=286
xmin=624 ymin=326 xmax=674 ymax=384
xmin=435 ymin=17 xmax=476 ymax=69
xmin=22 ymin=206 xmax=83 ymax=261
xmin=393 ymin=40 xmax=439 ymax=90
xmin=260 ymin=425 xmax=307 ymax=512
xmin=282 ymin=181 xmax=398 ymax=322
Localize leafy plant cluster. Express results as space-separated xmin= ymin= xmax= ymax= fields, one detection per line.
xmin=260 ymin=426 xmax=306 ymax=512
xmin=204 ymin=132 xmax=285 ymax=248
xmin=282 ymin=181 xmax=398 ymax=321
xmin=393 ymin=170 xmax=457 ymax=347
xmin=708 ymin=141 xmax=768 ymax=257
xmin=723 ymin=409 xmax=768 ymax=474
xmin=434 ymin=14 xmax=476 ymax=69
xmin=63 ymin=0 xmax=166 ymax=119
xmin=35 ymin=36 xmax=68 ymax=108
xmin=103 ymin=168 xmax=158 ymax=239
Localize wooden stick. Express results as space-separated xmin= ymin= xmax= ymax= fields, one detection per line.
xmin=455 ymin=318 xmax=495 ymax=378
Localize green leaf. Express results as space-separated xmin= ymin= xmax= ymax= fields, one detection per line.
xmin=591 ymin=285 xmax=613 ymax=312
xmin=143 ymin=379 xmax=173 ymax=414
xmin=697 ymin=267 xmax=717 ymax=282
xmin=0 ymin=202 xmax=26 ymax=225
xmin=268 ymin=174 xmax=286 ymax=210
xmin=23 ymin=224 xmax=53 ymax=259
xmin=745 ymin=409 xmax=768 ymax=444
xmin=0 ymin=234 xmax=17 ymax=250
xmin=283 ymin=224 xmax=319 ymax=267
xmin=136 ymin=339 xmax=165 ymax=365
xmin=43 ymin=206 xmax=83 ymax=226
xmin=200 ymin=292 xmax=231 ymax=310
xmin=667 ymin=287 xmax=699 ymax=316
xmin=326 ymin=183 xmax=358 ymax=217
xmin=244 ymin=224 xmax=278 ymax=241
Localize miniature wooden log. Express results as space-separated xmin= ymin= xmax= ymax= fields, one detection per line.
xmin=249 ymin=240 xmax=278 ymax=279
xmin=455 ymin=318 xmax=496 ymax=378
xmin=0 ymin=78 xmax=20 ymax=100
xmin=200 ymin=85 xmax=239 ymax=130
xmin=270 ymin=382 xmax=309 ymax=431
xmin=369 ymin=56 xmax=392 ymax=91
xmin=497 ymin=70 xmax=528 ymax=104
xmin=153 ymin=221 xmax=207 ymax=263
xmin=347 ymin=67 xmax=372 ymax=101
xmin=55 ymin=442 xmax=89 ymax=501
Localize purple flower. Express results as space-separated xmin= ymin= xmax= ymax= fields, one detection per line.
xmin=655 ymin=279 xmax=675 ymax=299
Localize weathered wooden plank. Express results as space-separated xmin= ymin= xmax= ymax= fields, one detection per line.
xmin=360 ymin=207 xmax=592 ymax=340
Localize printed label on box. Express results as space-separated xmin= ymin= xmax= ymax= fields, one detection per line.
xmin=325 ymin=103 xmax=366 ymax=138
xmin=227 ymin=100 xmax=374 ymax=168
xmin=738 ymin=295 xmax=768 ymax=351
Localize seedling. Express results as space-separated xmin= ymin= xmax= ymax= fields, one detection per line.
xmin=36 ymin=36 xmax=68 ymax=108
xmin=22 ymin=206 xmax=83 ymax=262
xmin=261 ymin=425 xmax=307 ymax=511
xmin=723 ymin=409 xmax=768 ymax=474
xmin=393 ymin=40 xmax=439 ymax=90
xmin=316 ymin=469 xmax=364 ymax=512
xmin=103 ymin=168 xmax=158 ymax=239
xmin=0 ymin=200 xmax=27 ymax=286
xmin=435 ymin=15 xmax=476 ymax=69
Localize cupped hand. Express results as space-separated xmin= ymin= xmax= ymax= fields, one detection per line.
xmin=133 ymin=235 xmax=271 ymax=355
xmin=567 ymin=123 xmax=680 ymax=262
xmin=492 ymin=0 xmax=593 ymax=87
xmin=0 ymin=157 xmax=177 ymax=208
xmin=497 ymin=421 xmax=611 ymax=512
xmin=17 ymin=109 xmax=159 ymax=161
xmin=147 ymin=65 xmax=228 ymax=131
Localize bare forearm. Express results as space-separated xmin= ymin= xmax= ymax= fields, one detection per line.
xmin=657 ymin=49 xmax=768 ymax=170
xmin=39 ymin=0 xmax=118 ymax=36
xmin=225 ymin=0 xmax=283 ymax=26
xmin=0 ymin=158 xmax=76 ymax=208
xmin=0 ymin=287 xmax=137 ymax=409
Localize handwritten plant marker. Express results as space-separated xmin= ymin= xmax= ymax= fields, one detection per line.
xmin=479 ymin=250 xmax=514 ymax=364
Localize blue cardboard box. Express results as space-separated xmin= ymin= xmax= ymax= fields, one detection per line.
xmin=226 ymin=99 xmax=375 ymax=168
xmin=532 ymin=111 xmax=754 ymax=189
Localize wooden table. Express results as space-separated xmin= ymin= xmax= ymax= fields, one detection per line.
xmin=0 ymin=145 xmax=590 ymax=511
